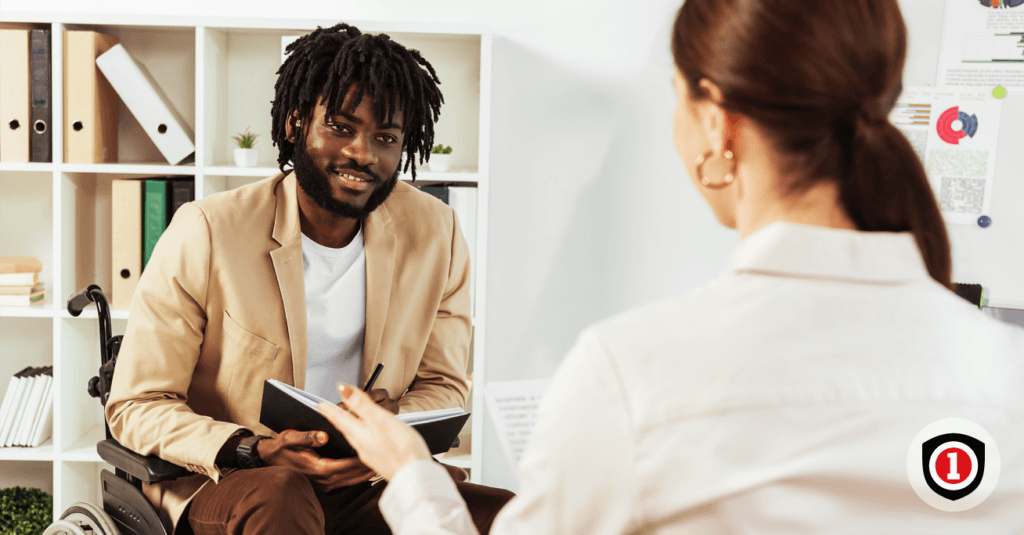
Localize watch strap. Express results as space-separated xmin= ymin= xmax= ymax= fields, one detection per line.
xmin=237 ymin=434 xmax=270 ymax=469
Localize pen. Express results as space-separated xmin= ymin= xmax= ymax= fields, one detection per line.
xmin=363 ymin=363 xmax=384 ymax=392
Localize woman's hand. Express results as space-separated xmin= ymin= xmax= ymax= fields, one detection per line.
xmin=318 ymin=383 xmax=432 ymax=481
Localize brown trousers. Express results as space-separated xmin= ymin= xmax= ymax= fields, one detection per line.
xmin=183 ymin=464 xmax=514 ymax=535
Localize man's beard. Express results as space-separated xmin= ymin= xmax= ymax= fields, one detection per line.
xmin=292 ymin=143 xmax=400 ymax=220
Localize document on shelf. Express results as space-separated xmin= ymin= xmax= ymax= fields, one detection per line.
xmin=484 ymin=378 xmax=552 ymax=474
xmin=891 ymin=86 xmax=1004 ymax=225
xmin=936 ymin=0 xmax=1024 ymax=89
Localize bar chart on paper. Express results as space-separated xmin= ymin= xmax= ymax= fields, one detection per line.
xmin=961 ymin=32 xmax=1024 ymax=63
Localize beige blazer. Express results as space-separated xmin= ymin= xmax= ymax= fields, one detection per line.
xmin=105 ymin=172 xmax=472 ymax=531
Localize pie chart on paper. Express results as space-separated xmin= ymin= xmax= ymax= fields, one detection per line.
xmin=977 ymin=0 xmax=1024 ymax=7
xmin=936 ymin=106 xmax=979 ymax=145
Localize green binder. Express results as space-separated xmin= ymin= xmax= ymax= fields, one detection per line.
xmin=142 ymin=179 xmax=169 ymax=270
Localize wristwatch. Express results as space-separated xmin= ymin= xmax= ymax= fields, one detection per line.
xmin=236 ymin=434 xmax=271 ymax=469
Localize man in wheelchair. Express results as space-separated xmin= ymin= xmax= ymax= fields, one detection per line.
xmin=101 ymin=23 xmax=512 ymax=535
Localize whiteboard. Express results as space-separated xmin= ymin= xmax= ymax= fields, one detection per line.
xmin=900 ymin=0 xmax=1024 ymax=309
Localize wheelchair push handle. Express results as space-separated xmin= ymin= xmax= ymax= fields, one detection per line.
xmin=68 ymin=284 xmax=103 ymax=316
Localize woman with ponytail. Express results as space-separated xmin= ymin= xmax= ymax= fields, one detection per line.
xmin=316 ymin=0 xmax=1024 ymax=533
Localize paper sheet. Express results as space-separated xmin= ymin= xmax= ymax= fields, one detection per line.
xmin=484 ymin=378 xmax=552 ymax=471
xmin=892 ymin=86 xmax=1004 ymax=225
xmin=936 ymin=0 xmax=1024 ymax=89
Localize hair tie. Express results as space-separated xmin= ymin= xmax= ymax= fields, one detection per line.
xmin=845 ymin=105 xmax=888 ymax=133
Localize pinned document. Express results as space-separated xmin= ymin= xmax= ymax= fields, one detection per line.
xmin=485 ymin=378 xmax=552 ymax=473
xmin=96 ymin=44 xmax=195 ymax=165
xmin=936 ymin=0 xmax=1024 ymax=89
xmin=891 ymin=86 xmax=1004 ymax=225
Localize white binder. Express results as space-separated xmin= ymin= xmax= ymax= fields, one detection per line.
xmin=95 ymin=44 xmax=195 ymax=165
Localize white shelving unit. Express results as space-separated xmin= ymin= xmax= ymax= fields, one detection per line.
xmin=0 ymin=12 xmax=492 ymax=517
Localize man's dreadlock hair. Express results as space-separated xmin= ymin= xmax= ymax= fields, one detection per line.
xmin=272 ymin=23 xmax=443 ymax=180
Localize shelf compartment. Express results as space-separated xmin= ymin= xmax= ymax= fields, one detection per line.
xmin=59 ymin=172 xmax=195 ymax=306
xmin=56 ymin=460 xmax=113 ymax=516
xmin=63 ymin=424 xmax=104 ymax=462
xmin=61 ymin=23 xmax=196 ymax=167
xmin=0 ymin=170 xmax=55 ymax=298
xmin=59 ymin=317 xmax=126 ymax=457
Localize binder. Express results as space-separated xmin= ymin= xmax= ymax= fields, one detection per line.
xmin=64 ymin=31 xmax=119 ymax=163
xmin=0 ymin=29 xmax=31 ymax=162
xmin=169 ymin=178 xmax=195 ymax=224
xmin=96 ymin=45 xmax=195 ymax=165
xmin=143 ymin=179 xmax=170 ymax=269
xmin=112 ymin=179 xmax=143 ymax=309
xmin=30 ymin=29 xmax=52 ymax=163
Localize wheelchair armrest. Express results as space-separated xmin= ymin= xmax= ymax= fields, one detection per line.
xmin=97 ymin=438 xmax=192 ymax=484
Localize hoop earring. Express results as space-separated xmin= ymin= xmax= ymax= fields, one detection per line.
xmin=695 ymin=149 xmax=736 ymax=189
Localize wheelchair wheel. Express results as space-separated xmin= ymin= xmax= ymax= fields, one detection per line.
xmin=43 ymin=502 xmax=122 ymax=535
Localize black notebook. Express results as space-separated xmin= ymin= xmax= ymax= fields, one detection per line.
xmin=259 ymin=379 xmax=470 ymax=459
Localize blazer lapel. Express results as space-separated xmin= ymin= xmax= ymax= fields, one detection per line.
xmin=362 ymin=203 xmax=395 ymax=386
xmin=270 ymin=173 xmax=309 ymax=389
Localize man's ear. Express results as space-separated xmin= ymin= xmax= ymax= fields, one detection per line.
xmin=285 ymin=111 xmax=303 ymax=143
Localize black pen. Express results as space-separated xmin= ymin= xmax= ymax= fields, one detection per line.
xmin=363 ymin=363 xmax=384 ymax=392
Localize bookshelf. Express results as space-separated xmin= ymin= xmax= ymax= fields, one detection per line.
xmin=0 ymin=12 xmax=492 ymax=517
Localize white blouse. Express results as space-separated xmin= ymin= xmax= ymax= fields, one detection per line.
xmin=380 ymin=222 xmax=1024 ymax=534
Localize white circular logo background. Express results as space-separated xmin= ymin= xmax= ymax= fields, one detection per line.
xmin=907 ymin=418 xmax=1000 ymax=512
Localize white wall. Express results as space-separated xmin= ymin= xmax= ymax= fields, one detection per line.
xmin=7 ymin=0 xmax=950 ymax=491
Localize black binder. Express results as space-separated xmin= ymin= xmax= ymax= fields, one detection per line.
xmin=169 ymin=178 xmax=195 ymax=224
xmin=29 ymin=29 xmax=52 ymax=163
xmin=260 ymin=379 xmax=470 ymax=459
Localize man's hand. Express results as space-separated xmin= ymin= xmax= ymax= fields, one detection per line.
xmin=319 ymin=383 xmax=431 ymax=481
xmin=255 ymin=429 xmax=374 ymax=491
xmin=365 ymin=388 xmax=400 ymax=414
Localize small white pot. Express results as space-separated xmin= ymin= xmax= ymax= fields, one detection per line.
xmin=234 ymin=148 xmax=258 ymax=167
xmin=427 ymin=153 xmax=452 ymax=172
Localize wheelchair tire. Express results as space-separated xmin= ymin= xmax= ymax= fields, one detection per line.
xmin=42 ymin=519 xmax=89 ymax=535
xmin=43 ymin=502 xmax=122 ymax=535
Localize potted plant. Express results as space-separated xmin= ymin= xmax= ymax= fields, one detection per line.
xmin=232 ymin=128 xmax=259 ymax=167
xmin=427 ymin=144 xmax=453 ymax=172
xmin=0 ymin=486 xmax=52 ymax=534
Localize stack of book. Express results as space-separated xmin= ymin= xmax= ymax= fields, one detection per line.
xmin=0 ymin=257 xmax=45 ymax=307
xmin=0 ymin=366 xmax=54 ymax=448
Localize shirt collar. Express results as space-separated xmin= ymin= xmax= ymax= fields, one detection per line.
xmin=726 ymin=222 xmax=931 ymax=283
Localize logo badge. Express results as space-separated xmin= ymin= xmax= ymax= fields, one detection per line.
xmin=907 ymin=418 xmax=1000 ymax=511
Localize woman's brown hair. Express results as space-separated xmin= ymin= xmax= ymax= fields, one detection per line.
xmin=672 ymin=0 xmax=952 ymax=287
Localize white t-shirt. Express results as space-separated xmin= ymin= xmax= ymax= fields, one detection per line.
xmin=302 ymin=227 xmax=366 ymax=402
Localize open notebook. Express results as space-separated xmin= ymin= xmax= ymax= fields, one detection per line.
xmin=260 ymin=379 xmax=469 ymax=459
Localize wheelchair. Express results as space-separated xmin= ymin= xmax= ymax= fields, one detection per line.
xmin=44 ymin=285 xmax=190 ymax=535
